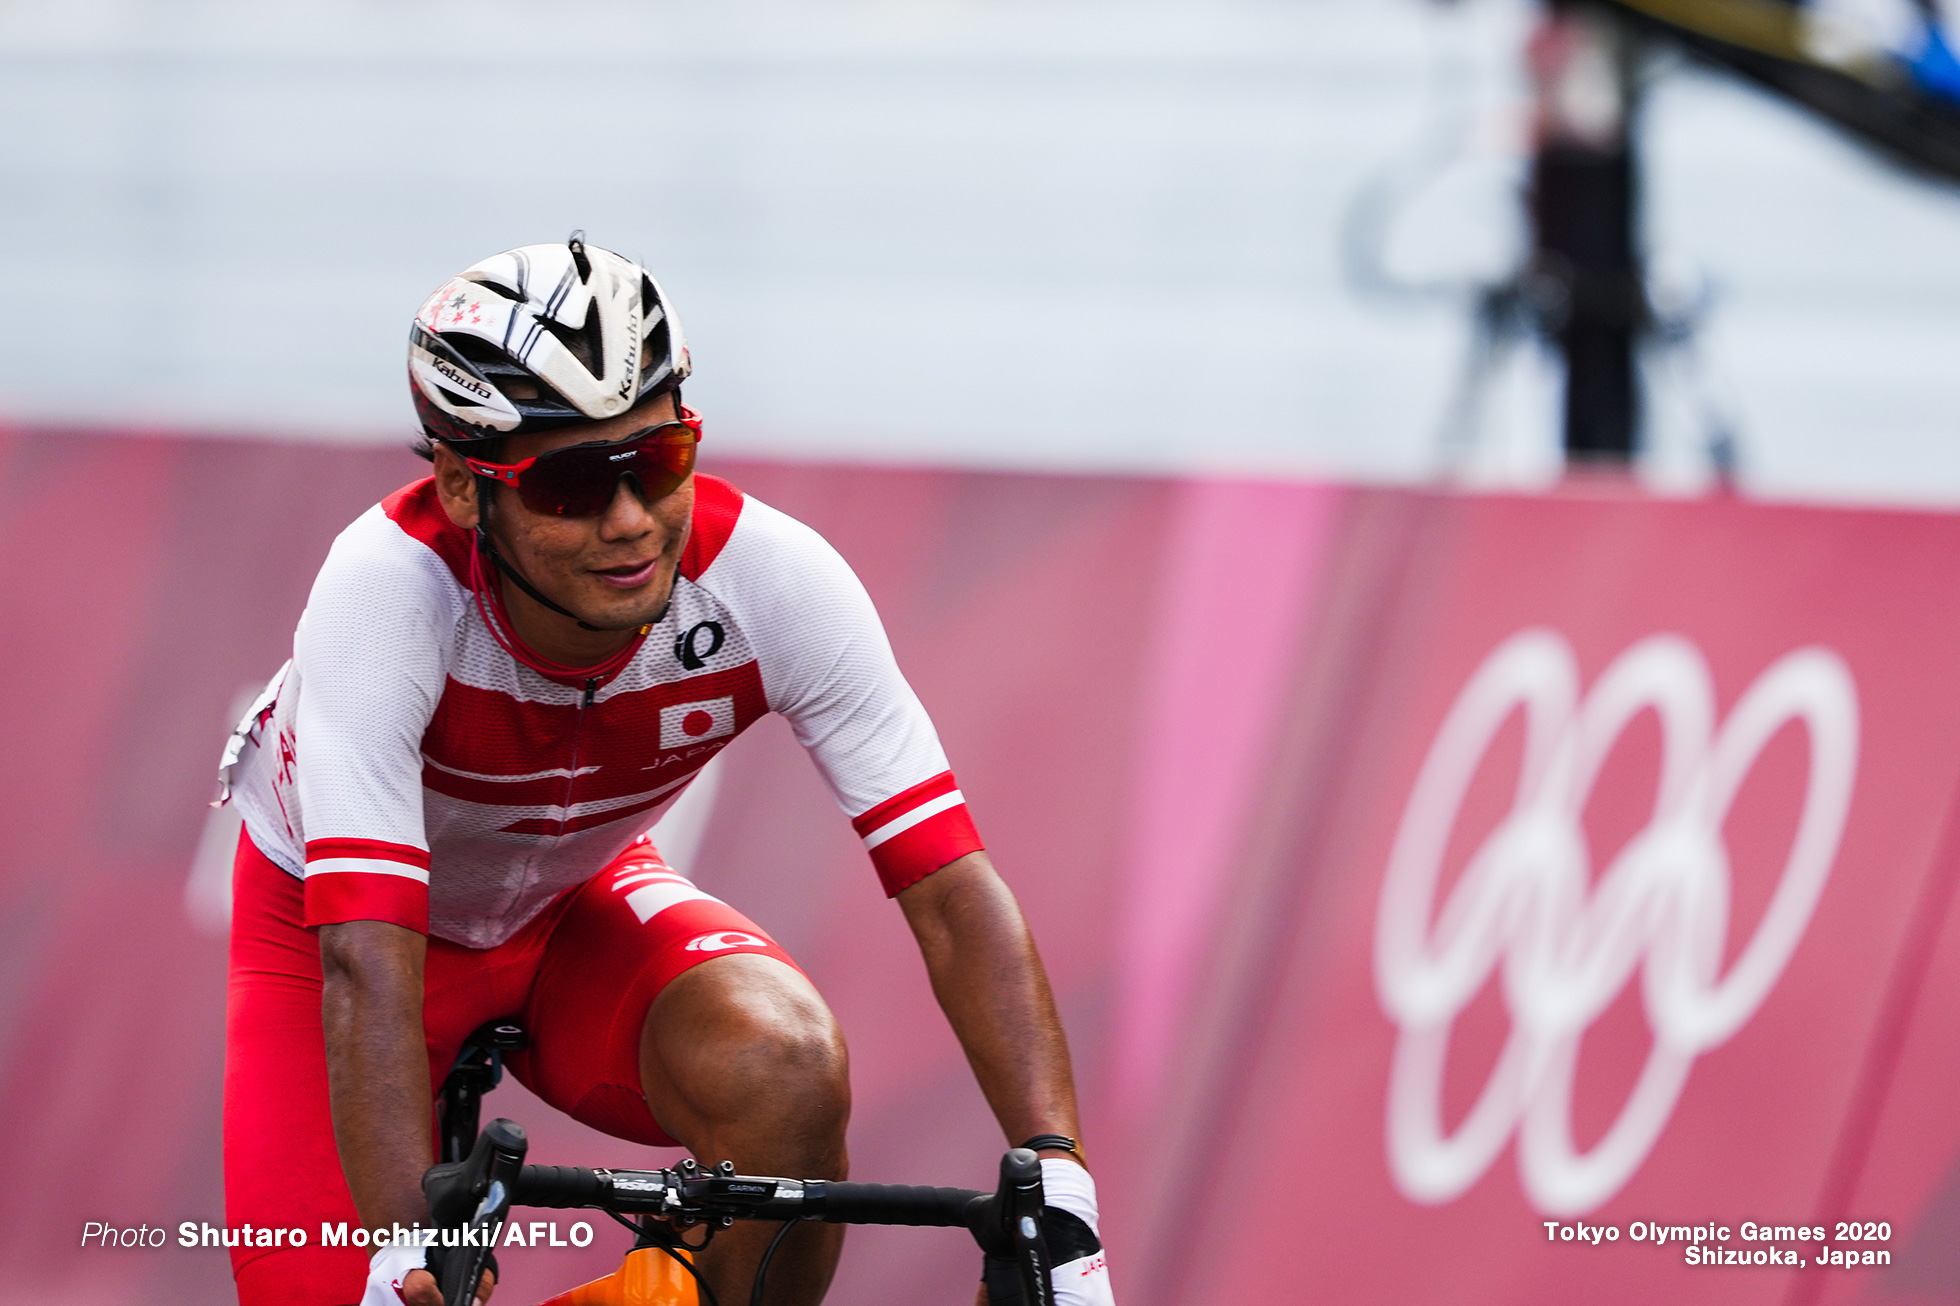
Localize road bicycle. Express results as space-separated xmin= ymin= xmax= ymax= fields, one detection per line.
xmin=425 ymin=1020 xmax=1058 ymax=1306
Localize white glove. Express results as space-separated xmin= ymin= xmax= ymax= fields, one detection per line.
xmin=1040 ymin=1158 xmax=1115 ymax=1306
xmin=358 ymin=1235 xmax=496 ymax=1304
xmin=359 ymin=1244 xmax=426 ymax=1306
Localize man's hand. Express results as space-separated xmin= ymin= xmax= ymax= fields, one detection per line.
xmin=1034 ymin=1157 xmax=1114 ymax=1306
xmin=319 ymin=920 xmax=436 ymax=1236
xmin=360 ymin=1246 xmax=495 ymax=1305
xmin=970 ymin=1159 xmax=1116 ymax=1306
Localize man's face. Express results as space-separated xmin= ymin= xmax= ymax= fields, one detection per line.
xmin=432 ymin=391 xmax=694 ymax=633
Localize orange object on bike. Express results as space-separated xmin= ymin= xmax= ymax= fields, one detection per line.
xmin=536 ymin=1246 xmax=699 ymax=1306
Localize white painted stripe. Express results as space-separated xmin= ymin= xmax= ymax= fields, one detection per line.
xmin=622 ymin=879 xmax=722 ymax=925
xmin=861 ymin=790 xmax=965 ymax=851
xmin=612 ymin=869 xmax=689 ymax=892
xmin=305 ymin=858 xmax=431 ymax=884
xmin=424 ymin=756 xmax=596 ymax=783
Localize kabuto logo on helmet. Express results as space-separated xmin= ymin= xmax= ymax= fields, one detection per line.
xmin=408 ymin=233 xmax=690 ymax=445
xmin=430 ymin=356 xmax=492 ymax=402
xmin=615 ymin=302 xmax=642 ymax=401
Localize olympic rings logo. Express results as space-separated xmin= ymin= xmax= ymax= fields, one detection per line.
xmin=1373 ymin=630 xmax=1858 ymax=1215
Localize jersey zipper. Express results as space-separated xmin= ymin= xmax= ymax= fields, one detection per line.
xmin=558 ymin=678 xmax=601 ymax=840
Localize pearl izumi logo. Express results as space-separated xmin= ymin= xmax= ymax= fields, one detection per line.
xmin=1373 ymin=630 xmax=1859 ymax=1215
xmin=685 ymin=931 xmax=768 ymax=952
xmin=675 ymin=621 xmax=725 ymax=671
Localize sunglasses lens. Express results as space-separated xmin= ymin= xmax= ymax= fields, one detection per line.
xmin=515 ymin=425 xmax=698 ymax=517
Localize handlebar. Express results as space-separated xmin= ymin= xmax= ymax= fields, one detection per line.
xmin=424 ymin=1118 xmax=1055 ymax=1306
xmin=501 ymin=1164 xmax=985 ymax=1226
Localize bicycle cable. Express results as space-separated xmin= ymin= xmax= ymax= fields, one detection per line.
xmin=748 ymin=1220 xmax=796 ymax=1306
xmin=601 ymin=1208 xmax=721 ymax=1306
xmin=658 ymin=1241 xmax=718 ymax=1306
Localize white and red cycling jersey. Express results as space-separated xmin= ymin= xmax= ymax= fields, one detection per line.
xmin=224 ymin=473 xmax=982 ymax=948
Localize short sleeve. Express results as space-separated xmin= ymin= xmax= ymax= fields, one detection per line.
xmin=290 ymin=506 xmax=464 ymax=931
xmin=695 ymin=494 xmax=984 ymax=894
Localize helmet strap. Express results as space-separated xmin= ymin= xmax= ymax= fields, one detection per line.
xmin=471 ymin=479 xmax=605 ymax=631
xmin=474 ymin=522 xmax=603 ymax=632
xmin=466 ymin=530 xmax=652 ymax=693
xmin=471 ymin=482 xmax=672 ymax=636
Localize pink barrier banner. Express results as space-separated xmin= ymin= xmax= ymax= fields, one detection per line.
xmin=0 ymin=429 xmax=1956 ymax=1305
xmin=1119 ymin=492 xmax=1960 ymax=1306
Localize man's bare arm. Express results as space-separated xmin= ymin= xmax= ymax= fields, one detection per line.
xmin=318 ymin=919 xmax=435 ymax=1231
xmin=896 ymin=851 xmax=1084 ymax=1163
xmin=319 ymin=921 xmax=494 ymax=1305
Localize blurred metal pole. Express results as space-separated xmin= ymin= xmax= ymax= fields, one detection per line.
xmin=1527 ymin=2 xmax=1645 ymax=463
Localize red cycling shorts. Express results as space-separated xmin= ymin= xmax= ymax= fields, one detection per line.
xmin=223 ymin=829 xmax=798 ymax=1305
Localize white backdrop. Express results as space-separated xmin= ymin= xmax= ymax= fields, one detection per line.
xmin=1 ymin=0 xmax=1958 ymax=503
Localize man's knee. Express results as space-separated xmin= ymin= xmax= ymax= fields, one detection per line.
xmin=643 ymin=955 xmax=849 ymax=1133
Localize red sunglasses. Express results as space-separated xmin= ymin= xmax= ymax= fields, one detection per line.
xmin=463 ymin=408 xmax=703 ymax=517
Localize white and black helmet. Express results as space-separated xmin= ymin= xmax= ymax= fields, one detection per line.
xmin=409 ymin=233 xmax=690 ymax=444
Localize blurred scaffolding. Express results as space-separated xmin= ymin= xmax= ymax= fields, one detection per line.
xmin=1350 ymin=0 xmax=1960 ymax=488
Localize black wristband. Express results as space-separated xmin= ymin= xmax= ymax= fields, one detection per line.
xmin=1018 ymin=1134 xmax=1082 ymax=1159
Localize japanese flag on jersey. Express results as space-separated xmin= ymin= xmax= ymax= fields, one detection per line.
xmin=659 ymin=696 xmax=736 ymax=750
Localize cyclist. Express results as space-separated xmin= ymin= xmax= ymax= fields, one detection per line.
xmin=218 ymin=236 xmax=1114 ymax=1306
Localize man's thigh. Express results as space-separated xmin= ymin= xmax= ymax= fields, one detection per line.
xmin=512 ymin=837 xmax=800 ymax=1145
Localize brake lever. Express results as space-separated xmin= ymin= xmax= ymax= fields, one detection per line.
xmin=968 ymin=1148 xmax=1054 ymax=1306
xmin=425 ymin=1117 xmax=527 ymax=1305
xmin=1004 ymin=1149 xmax=1056 ymax=1306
